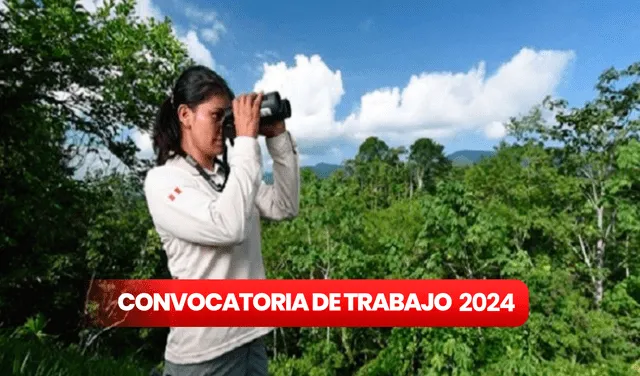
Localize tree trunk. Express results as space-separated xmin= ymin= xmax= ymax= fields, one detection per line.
xmin=594 ymin=206 xmax=605 ymax=307
xmin=624 ymin=236 xmax=630 ymax=278
xmin=416 ymin=168 xmax=424 ymax=192
xmin=409 ymin=172 xmax=413 ymax=198
xmin=272 ymin=329 xmax=277 ymax=358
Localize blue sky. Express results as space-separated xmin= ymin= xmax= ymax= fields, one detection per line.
xmin=124 ymin=0 xmax=640 ymax=168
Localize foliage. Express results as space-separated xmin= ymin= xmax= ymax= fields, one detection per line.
xmin=0 ymin=329 xmax=150 ymax=376
xmin=1 ymin=0 xmax=639 ymax=375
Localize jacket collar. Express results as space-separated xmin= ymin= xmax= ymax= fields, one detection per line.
xmin=165 ymin=154 xmax=224 ymax=178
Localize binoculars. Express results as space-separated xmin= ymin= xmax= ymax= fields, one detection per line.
xmin=222 ymin=91 xmax=292 ymax=140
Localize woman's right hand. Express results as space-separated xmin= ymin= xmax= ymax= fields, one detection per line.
xmin=232 ymin=92 xmax=263 ymax=138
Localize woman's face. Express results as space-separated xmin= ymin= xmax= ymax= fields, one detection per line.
xmin=180 ymin=94 xmax=230 ymax=159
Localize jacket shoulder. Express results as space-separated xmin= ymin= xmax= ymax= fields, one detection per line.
xmin=144 ymin=163 xmax=196 ymax=193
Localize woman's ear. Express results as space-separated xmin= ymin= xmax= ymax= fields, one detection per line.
xmin=177 ymin=104 xmax=192 ymax=129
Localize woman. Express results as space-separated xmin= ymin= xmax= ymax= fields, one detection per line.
xmin=144 ymin=65 xmax=300 ymax=376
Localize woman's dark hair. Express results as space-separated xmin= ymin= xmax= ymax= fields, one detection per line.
xmin=153 ymin=65 xmax=235 ymax=165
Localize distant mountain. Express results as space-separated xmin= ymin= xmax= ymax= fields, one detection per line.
xmin=309 ymin=162 xmax=342 ymax=178
xmin=262 ymin=150 xmax=494 ymax=181
xmin=263 ymin=162 xmax=341 ymax=183
xmin=447 ymin=150 xmax=495 ymax=167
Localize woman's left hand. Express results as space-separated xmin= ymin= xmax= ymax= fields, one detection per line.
xmin=260 ymin=120 xmax=287 ymax=138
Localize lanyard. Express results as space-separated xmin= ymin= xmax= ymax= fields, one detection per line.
xmin=184 ymin=155 xmax=230 ymax=193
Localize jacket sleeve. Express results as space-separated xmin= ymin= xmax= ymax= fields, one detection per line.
xmin=255 ymin=131 xmax=300 ymax=220
xmin=144 ymin=136 xmax=262 ymax=246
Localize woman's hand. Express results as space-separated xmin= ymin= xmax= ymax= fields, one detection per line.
xmin=260 ymin=120 xmax=287 ymax=138
xmin=232 ymin=92 xmax=263 ymax=138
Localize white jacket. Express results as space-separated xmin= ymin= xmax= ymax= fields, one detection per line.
xmin=143 ymin=132 xmax=300 ymax=364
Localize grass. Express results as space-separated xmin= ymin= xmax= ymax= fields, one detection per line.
xmin=0 ymin=333 xmax=154 ymax=376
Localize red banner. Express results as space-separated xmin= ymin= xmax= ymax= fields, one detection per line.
xmin=86 ymin=279 xmax=529 ymax=327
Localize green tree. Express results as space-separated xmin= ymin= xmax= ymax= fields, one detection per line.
xmin=408 ymin=137 xmax=452 ymax=194
xmin=506 ymin=62 xmax=640 ymax=307
xmin=0 ymin=0 xmax=190 ymax=357
xmin=345 ymin=137 xmax=410 ymax=209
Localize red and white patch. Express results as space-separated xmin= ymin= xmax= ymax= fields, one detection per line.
xmin=168 ymin=186 xmax=182 ymax=201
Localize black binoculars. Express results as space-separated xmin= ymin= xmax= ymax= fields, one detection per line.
xmin=222 ymin=91 xmax=291 ymax=140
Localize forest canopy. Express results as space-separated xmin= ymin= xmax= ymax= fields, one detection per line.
xmin=1 ymin=0 xmax=639 ymax=375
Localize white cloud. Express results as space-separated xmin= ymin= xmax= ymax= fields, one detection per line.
xmin=131 ymin=129 xmax=154 ymax=159
xmin=201 ymin=25 xmax=225 ymax=44
xmin=252 ymin=48 xmax=575 ymax=156
xmin=253 ymin=54 xmax=345 ymax=142
xmin=255 ymin=50 xmax=280 ymax=62
xmin=178 ymin=30 xmax=216 ymax=68
xmin=343 ymin=48 xmax=574 ymax=140
xmin=183 ymin=6 xmax=226 ymax=45
xmin=484 ymin=121 xmax=507 ymax=139
xmin=133 ymin=0 xmax=162 ymax=20
xmin=184 ymin=6 xmax=217 ymax=24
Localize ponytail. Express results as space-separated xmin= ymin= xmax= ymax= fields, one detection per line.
xmin=153 ymin=96 xmax=184 ymax=166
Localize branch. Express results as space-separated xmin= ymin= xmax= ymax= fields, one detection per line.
xmin=604 ymin=209 xmax=617 ymax=239
xmin=81 ymin=315 xmax=128 ymax=354
xmin=578 ymin=235 xmax=593 ymax=269
xmin=445 ymin=263 xmax=461 ymax=279
xmin=81 ymin=276 xmax=131 ymax=354
xmin=577 ymin=235 xmax=597 ymax=287
xmin=461 ymin=248 xmax=474 ymax=278
xmin=579 ymin=165 xmax=594 ymax=180
xmin=591 ymin=179 xmax=600 ymax=208
xmin=83 ymin=269 xmax=97 ymax=318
